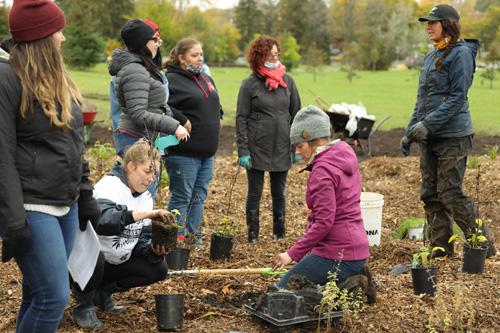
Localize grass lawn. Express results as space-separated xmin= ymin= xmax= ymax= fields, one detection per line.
xmin=70 ymin=64 xmax=500 ymax=135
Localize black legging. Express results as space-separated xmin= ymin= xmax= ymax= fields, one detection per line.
xmin=101 ymin=254 xmax=167 ymax=291
xmin=75 ymin=252 xmax=167 ymax=294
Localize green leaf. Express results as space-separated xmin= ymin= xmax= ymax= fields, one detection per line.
xmin=448 ymin=235 xmax=459 ymax=243
xmin=432 ymin=246 xmax=445 ymax=253
xmin=477 ymin=235 xmax=487 ymax=243
xmin=200 ymin=311 xmax=217 ymax=319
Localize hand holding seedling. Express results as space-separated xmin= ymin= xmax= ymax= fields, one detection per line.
xmin=149 ymin=209 xmax=176 ymax=224
xmin=272 ymin=252 xmax=292 ymax=270
xmin=151 ymin=243 xmax=171 ymax=256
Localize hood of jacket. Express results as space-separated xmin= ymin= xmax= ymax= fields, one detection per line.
xmin=462 ymin=39 xmax=479 ymax=72
xmin=312 ymin=141 xmax=358 ymax=176
xmin=109 ymin=49 xmax=143 ymax=76
xmin=167 ymin=64 xmax=201 ymax=80
xmin=109 ymin=161 xmax=128 ymax=184
xmin=109 ymin=161 xmax=147 ymax=197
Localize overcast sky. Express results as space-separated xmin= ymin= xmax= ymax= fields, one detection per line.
xmin=5 ymin=0 xmax=239 ymax=9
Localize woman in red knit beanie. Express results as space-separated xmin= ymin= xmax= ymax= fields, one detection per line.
xmin=0 ymin=1 xmax=101 ymax=332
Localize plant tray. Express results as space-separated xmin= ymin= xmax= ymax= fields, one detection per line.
xmin=244 ymin=304 xmax=342 ymax=328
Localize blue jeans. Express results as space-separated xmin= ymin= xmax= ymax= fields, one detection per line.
xmin=164 ymin=155 xmax=214 ymax=237
xmin=277 ymin=254 xmax=366 ymax=288
xmin=15 ymin=204 xmax=78 ymax=333
xmin=114 ymin=132 xmax=140 ymax=158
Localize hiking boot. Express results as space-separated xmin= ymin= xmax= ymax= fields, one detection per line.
xmin=248 ymin=234 xmax=258 ymax=243
xmin=247 ymin=209 xmax=259 ymax=243
xmin=72 ymin=289 xmax=102 ymax=328
xmin=360 ymin=265 xmax=377 ymax=304
xmin=94 ymin=284 xmax=126 ymax=313
xmin=192 ymin=236 xmax=204 ymax=251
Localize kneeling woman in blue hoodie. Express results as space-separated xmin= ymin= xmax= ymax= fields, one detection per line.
xmin=72 ymin=140 xmax=176 ymax=328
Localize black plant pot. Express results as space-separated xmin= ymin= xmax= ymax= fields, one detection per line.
xmin=462 ymin=245 xmax=488 ymax=274
xmin=155 ymin=294 xmax=184 ymax=331
xmin=209 ymin=233 xmax=234 ymax=261
xmin=166 ymin=248 xmax=190 ymax=270
xmin=411 ymin=267 xmax=438 ymax=296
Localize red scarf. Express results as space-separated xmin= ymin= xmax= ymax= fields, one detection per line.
xmin=257 ymin=62 xmax=288 ymax=91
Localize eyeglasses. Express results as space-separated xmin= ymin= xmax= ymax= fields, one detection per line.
xmin=150 ymin=37 xmax=162 ymax=46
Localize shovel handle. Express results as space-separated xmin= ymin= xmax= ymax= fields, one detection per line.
xmin=167 ymin=268 xmax=287 ymax=276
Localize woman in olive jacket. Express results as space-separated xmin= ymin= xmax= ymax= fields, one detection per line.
xmin=236 ymin=35 xmax=301 ymax=243
xmin=401 ymin=4 xmax=495 ymax=257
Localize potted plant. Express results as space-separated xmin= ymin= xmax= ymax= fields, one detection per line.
xmin=209 ymin=215 xmax=235 ymax=261
xmin=411 ymin=246 xmax=444 ymax=296
xmin=164 ymin=209 xmax=191 ymax=270
xmin=449 ymin=218 xmax=489 ymax=274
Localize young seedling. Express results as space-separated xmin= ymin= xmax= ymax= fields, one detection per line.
xmin=412 ymin=246 xmax=445 ymax=269
xmin=448 ymin=218 xmax=487 ymax=249
xmin=317 ymin=270 xmax=363 ymax=331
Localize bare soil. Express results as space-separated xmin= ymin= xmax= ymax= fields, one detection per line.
xmin=1 ymin=126 xmax=499 ymax=332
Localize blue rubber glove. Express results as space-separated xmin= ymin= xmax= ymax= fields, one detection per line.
xmin=293 ymin=154 xmax=302 ymax=164
xmin=237 ymin=155 xmax=252 ymax=170
xmin=400 ymin=136 xmax=411 ymax=157
xmin=407 ymin=122 xmax=429 ymax=143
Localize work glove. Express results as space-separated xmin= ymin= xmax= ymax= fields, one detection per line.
xmin=237 ymin=155 xmax=252 ymax=170
xmin=2 ymin=224 xmax=32 ymax=262
xmin=400 ymin=136 xmax=411 ymax=156
xmin=78 ymin=190 xmax=101 ymax=231
xmin=407 ymin=122 xmax=429 ymax=143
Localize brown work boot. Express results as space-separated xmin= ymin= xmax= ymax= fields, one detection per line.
xmin=361 ymin=266 xmax=377 ymax=304
xmin=338 ymin=265 xmax=377 ymax=304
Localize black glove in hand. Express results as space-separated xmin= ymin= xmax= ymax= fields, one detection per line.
xmin=407 ymin=122 xmax=429 ymax=143
xmin=78 ymin=191 xmax=101 ymax=231
xmin=2 ymin=224 xmax=32 ymax=263
xmin=400 ymin=136 xmax=411 ymax=156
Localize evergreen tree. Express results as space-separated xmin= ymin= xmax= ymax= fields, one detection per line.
xmin=276 ymin=0 xmax=312 ymax=53
xmin=235 ymin=0 xmax=264 ymax=49
xmin=63 ymin=25 xmax=105 ymax=69
xmin=57 ymin=1 xmax=105 ymax=69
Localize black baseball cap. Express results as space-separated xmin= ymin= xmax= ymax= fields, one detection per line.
xmin=418 ymin=4 xmax=460 ymax=22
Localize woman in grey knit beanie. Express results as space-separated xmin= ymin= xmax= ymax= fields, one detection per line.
xmin=272 ymin=105 xmax=374 ymax=302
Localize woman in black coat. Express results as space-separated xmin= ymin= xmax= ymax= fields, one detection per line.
xmin=236 ymin=35 xmax=301 ymax=243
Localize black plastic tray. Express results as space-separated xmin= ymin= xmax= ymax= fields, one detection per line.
xmin=244 ymin=304 xmax=342 ymax=327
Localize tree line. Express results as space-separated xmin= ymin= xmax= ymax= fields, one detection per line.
xmin=0 ymin=0 xmax=499 ymax=72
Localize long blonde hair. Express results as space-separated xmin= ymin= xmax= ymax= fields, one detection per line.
xmin=9 ymin=35 xmax=82 ymax=128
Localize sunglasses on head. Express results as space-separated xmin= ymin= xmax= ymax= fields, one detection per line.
xmin=150 ymin=37 xmax=162 ymax=46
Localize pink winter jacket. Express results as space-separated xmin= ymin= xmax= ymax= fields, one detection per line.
xmin=288 ymin=141 xmax=370 ymax=262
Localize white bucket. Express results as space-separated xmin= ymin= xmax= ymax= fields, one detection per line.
xmin=407 ymin=226 xmax=424 ymax=241
xmin=360 ymin=192 xmax=384 ymax=246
